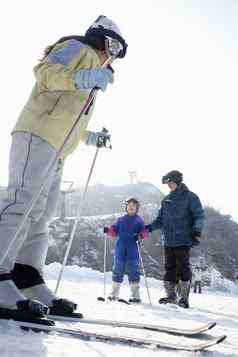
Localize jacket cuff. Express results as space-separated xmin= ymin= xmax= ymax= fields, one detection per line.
xmin=194 ymin=229 xmax=201 ymax=237
xmin=86 ymin=132 xmax=98 ymax=146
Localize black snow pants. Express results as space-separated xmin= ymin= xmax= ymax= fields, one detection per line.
xmin=194 ymin=281 xmax=202 ymax=293
xmin=164 ymin=246 xmax=192 ymax=283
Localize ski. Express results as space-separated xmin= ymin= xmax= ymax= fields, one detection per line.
xmin=97 ymin=297 xmax=130 ymax=305
xmin=49 ymin=314 xmax=216 ymax=336
xmin=0 ymin=308 xmax=55 ymax=326
xmin=3 ymin=319 xmax=227 ymax=352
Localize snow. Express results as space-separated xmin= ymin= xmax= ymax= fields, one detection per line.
xmin=1 ymin=263 xmax=238 ymax=356
xmin=209 ymin=267 xmax=238 ymax=294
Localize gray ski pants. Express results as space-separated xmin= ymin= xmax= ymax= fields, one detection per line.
xmin=0 ymin=132 xmax=63 ymax=274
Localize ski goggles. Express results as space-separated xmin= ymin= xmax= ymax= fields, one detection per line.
xmin=105 ymin=36 xmax=123 ymax=58
xmin=162 ymin=175 xmax=172 ymax=184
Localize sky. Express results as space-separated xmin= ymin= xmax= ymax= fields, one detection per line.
xmin=0 ymin=0 xmax=238 ymax=220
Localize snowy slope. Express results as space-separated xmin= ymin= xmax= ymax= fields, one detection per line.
xmin=0 ymin=263 xmax=237 ymax=357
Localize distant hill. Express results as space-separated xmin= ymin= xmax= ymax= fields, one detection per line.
xmin=1 ymin=183 xmax=238 ymax=281
xmin=199 ymin=206 xmax=238 ymax=279
xmin=58 ymin=182 xmax=164 ymax=217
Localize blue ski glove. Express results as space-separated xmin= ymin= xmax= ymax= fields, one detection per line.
xmin=86 ymin=130 xmax=111 ymax=148
xmin=75 ymin=67 xmax=114 ymax=92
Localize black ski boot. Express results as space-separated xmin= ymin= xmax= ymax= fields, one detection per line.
xmin=49 ymin=299 xmax=83 ymax=319
xmin=12 ymin=264 xmax=83 ymax=319
xmin=17 ymin=299 xmax=48 ymax=318
xmin=128 ymin=298 xmax=142 ymax=304
xmin=0 ymin=299 xmax=54 ymax=325
xmin=178 ymin=297 xmax=189 ymax=309
xmin=177 ymin=281 xmax=190 ymax=309
xmin=159 ymin=295 xmax=177 ymax=304
xmin=107 ymin=296 xmax=130 ymax=305
xmin=159 ymin=281 xmax=177 ymax=304
xmin=107 ymin=296 xmax=118 ymax=302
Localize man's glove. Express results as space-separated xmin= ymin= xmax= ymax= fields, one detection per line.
xmin=75 ymin=67 xmax=114 ymax=92
xmin=145 ymin=224 xmax=152 ymax=233
xmin=192 ymin=230 xmax=201 ymax=247
xmin=86 ymin=130 xmax=111 ymax=149
xmin=104 ymin=227 xmax=109 ymax=234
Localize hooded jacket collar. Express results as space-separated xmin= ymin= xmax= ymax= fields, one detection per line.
xmin=168 ymin=183 xmax=189 ymax=199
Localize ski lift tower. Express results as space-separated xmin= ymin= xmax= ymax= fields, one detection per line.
xmin=128 ymin=169 xmax=137 ymax=185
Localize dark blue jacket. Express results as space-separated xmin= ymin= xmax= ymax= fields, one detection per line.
xmin=150 ymin=184 xmax=205 ymax=247
xmin=110 ymin=214 xmax=148 ymax=260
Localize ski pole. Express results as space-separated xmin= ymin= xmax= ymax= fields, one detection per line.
xmin=103 ymin=234 xmax=107 ymax=299
xmin=137 ymin=241 xmax=152 ymax=305
xmin=97 ymin=233 xmax=108 ymax=301
xmin=0 ymin=57 xmax=113 ymax=268
xmin=54 ymin=134 xmax=109 ymax=294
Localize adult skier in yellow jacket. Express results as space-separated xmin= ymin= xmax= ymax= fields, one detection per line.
xmin=0 ymin=15 xmax=127 ymax=319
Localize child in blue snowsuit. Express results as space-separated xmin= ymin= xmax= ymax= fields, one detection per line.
xmin=104 ymin=198 xmax=149 ymax=303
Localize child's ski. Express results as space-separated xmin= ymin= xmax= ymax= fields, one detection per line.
xmin=97 ymin=296 xmax=130 ymax=304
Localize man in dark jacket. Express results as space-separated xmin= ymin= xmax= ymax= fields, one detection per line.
xmin=146 ymin=170 xmax=205 ymax=308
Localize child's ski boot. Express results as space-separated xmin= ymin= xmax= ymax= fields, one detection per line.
xmin=108 ymin=282 xmax=121 ymax=301
xmin=129 ymin=283 xmax=141 ymax=304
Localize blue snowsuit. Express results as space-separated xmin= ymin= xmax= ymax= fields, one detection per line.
xmin=109 ymin=214 xmax=148 ymax=283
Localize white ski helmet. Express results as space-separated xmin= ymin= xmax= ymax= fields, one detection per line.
xmin=85 ymin=15 xmax=127 ymax=58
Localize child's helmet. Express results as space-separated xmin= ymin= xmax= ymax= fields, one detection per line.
xmin=125 ymin=197 xmax=140 ymax=212
xmin=85 ymin=15 xmax=127 ymax=58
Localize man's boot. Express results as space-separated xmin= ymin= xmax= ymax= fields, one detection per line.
xmin=129 ymin=282 xmax=141 ymax=303
xmin=194 ymin=282 xmax=197 ymax=293
xmin=159 ymin=281 xmax=177 ymax=304
xmin=178 ymin=280 xmax=190 ymax=308
xmin=12 ymin=263 xmax=82 ymax=317
xmin=198 ymin=282 xmax=202 ymax=294
xmin=0 ymin=275 xmax=48 ymax=320
xmin=108 ymin=282 xmax=121 ymax=301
